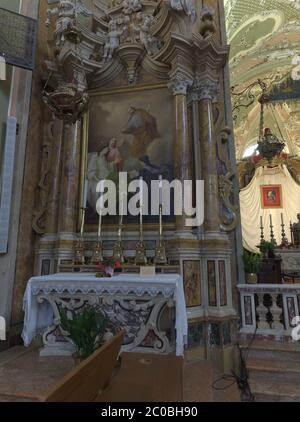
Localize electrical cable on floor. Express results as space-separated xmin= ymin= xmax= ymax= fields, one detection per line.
xmin=212 ymin=327 xmax=258 ymax=402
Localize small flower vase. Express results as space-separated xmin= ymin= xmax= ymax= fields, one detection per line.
xmin=104 ymin=266 xmax=114 ymax=277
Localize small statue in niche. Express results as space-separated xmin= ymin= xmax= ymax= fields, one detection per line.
xmin=46 ymin=0 xmax=92 ymax=48
xmin=199 ymin=7 xmax=217 ymax=39
xmin=122 ymin=0 xmax=143 ymax=15
xmin=137 ymin=14 xmax=162 ymax=55
xmin=103 ymin=20 xmax=123 ymax=61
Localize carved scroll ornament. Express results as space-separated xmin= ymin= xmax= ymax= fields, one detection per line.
xmin=217 ymin=127 xmax=238 ymax=232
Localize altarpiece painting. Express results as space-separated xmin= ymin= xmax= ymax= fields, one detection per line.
xmin=84 ymin=86 xmax=175 ymax=226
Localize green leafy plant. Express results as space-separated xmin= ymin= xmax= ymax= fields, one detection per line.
xmin=256 ymin=240 xmax=276 ymax=258
xmin=243 ymin=250 xmax=262 ymax=274
xmin=60 ymin=306 xmax=108 ymax=360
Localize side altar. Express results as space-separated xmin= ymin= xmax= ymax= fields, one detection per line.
xmin=22 ymin=273 xmax=188 ymax=357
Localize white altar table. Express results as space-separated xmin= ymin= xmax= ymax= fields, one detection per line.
xmin=22 ymin=273 xmax=188 ymax=356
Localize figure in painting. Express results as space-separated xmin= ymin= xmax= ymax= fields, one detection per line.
xmin=122 ymin=106 xmax=160 ymax=158
xmin=87 ymin=138 xmax=123 ymax=210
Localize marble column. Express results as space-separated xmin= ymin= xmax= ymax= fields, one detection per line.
xmin=58 ymin=121 xmax=81 ymax=235
xmin=45 ymin=119 xmax=64 ymax=234
xmin=196 ymin=79 xmax=221 ymax=235
xmin=170 ymin=72 xmax=194 ymax=236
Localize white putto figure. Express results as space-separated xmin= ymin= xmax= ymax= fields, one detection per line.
xmin=46 ymin=0 xmax=91 ymax=47
xmin=169 ymin=0 xmax=197 ymax=23
xmin=122 ymin=0 xmax=143 ymax=15
xmin=103 ymin=20 xmax=123 ymax=61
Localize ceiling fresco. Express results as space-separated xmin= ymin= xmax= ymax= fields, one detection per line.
xmin=225 ymin=0 xmax=300 ymax=159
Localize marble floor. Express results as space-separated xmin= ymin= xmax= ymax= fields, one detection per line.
xmin=0 ymin=347 xmax=240 ymax=402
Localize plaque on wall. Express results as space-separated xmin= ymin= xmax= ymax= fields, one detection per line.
xmin=0 ymin=8 xmax=37 ymax=71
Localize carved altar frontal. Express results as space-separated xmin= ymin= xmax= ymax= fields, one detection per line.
xmin=22 ymin=273 xmax=188 ymax=357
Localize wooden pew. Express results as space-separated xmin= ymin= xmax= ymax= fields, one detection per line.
xmin=43 ymin=331 xmax=124 ymax=402
xmin=97 ymin=352 xmax=184 ymax=402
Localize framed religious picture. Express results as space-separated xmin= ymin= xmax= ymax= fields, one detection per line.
xmin=82 ymin=85 xmax=175 ymax=228
xmin=260 ymin=185 xmax=283 ymax=209
xmin=183 ymin=260 xmax=201 ymax=308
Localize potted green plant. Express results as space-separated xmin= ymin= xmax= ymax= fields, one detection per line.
xmin=243 ymin=250 xmax=262 ymax=284
xmin=60 ymin=306 xmax=108 ymax=363
xmin=256 ymin=240 xmax=276 ymax=258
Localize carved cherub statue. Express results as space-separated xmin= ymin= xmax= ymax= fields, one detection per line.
xmin=169 ymin=0 xmax=197 ymax=24
xmin=103 ymin=20 xmax=123 ymax=61
xmin=199 ymin=7 xmax=217 ymax=39
xmin=46 ymin=0 xmax=92 ymax=47
xmin=122 ymin=0 xmax=143 ymax=15
xmin=138 ymin=14 xmax=162 ymax=55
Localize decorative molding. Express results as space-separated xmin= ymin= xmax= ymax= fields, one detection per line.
xmin=0 ymin=117 xmax=17 ymax=254
xmin=217 ymin=127 xmax=238 ymax=233
xmin=168 ymin=71 xmax=193 ymax=95
xmin=191 ymin=79 xmax=220 ymax=103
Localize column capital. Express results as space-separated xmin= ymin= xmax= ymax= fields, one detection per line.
xmin=168 ymin=72 xmax=193 ymax=96
xmin=191 ymin=79 xmax=220 ymax=103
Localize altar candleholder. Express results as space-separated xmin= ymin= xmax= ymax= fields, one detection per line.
xmin=269 ymin=214 xmax=277 ymax=246
xmin=154 ymin=204 xmax=167 ymax=265
xmin=260 ymin=216 xmax=265 ymax=245
xmin=74 ymin=239 xmax=85 ymax=265
xmin=91 ymin=210 xmax=104 ymax=264
xmin=135 ymin=207 xmax=147 ymax=266
xmin=74 ymin=207 xmax=87 ymax=265
xmin=113 ymin=217 xmax=125 ymax=264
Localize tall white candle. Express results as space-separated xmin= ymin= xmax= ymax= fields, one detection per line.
xmin=97 ymin=209 xmax=102 ymax=239
xmin=269 ymin=214 xmax=273 ymax=226
xmin=260 ymin=216 xmax=263 ymax=228
xmin=281 ymin=213 xmax=284 ymax=225
xmin=159 ymin=175 xmax=163 ymax=205
xmin=139 ymin=177 xmax=143 ymax=208
xmin=98 ymin=179 xmax=105 ymax=210
xmin=83 ymin=180 xmax=88 ymax=208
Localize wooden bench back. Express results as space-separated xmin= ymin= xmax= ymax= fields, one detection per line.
xmin=43 ymin=331 xmax=124 ymax=402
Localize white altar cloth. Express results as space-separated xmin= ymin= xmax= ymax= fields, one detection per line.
xmin=22 ymin=273 xmax=188 ymax=356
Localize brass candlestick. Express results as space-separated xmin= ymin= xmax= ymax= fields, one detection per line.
xmin=74 ymin=207 xmax=87 ymax=265
xmin=113 ymin=216 xmax=125 ymax=264
xmin=135 ymin=206 xmax=147 ymax=266
xmin=260 ymin=216 xmax=265 ymax=245
xmin=269 ymin=214 xmax=277 ymax=246
xmin=91 ymin=209 xmax=104 ymax=264
xmin=155 ymin=204 xmax=167 ymax=265
xmin=280 ymin=214 xmax=288 ymax=247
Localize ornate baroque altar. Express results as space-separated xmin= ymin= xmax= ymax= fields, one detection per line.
xmin=22 ymin=273 xmax=187 ymax=356
xmin=32 ymin=0 xmax=240 ymax=371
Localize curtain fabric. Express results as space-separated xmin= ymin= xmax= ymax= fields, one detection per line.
xmin=240 ymin=165 xmax=300 ymax=252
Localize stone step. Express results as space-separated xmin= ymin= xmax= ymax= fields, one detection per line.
xmin=247 ymin=358 xmax=300 ymax=384
xmin=240 ymin=339 xmax=300 ymax=363
xmin=250 ymin=379 xmax=300 ymax=402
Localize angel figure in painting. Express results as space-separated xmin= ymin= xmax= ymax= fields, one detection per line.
xmin=46 ymin=0 xmax=92 ymax=48
xmin=87 ymin=138 xmax=124 ymax=210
